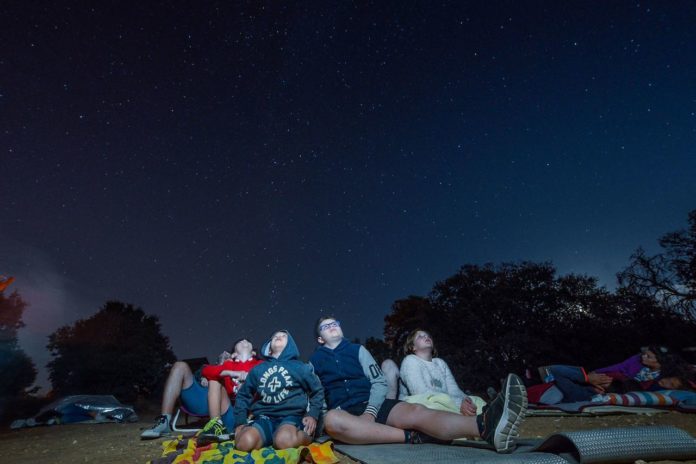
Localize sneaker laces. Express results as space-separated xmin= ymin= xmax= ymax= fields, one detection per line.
xmin=200 ymin=417 xmax=225 ymax=436
xmin=406 ymin=430 xmax=422 ymax=444
xmin=408 ymin=430 xmax=450 ymax=445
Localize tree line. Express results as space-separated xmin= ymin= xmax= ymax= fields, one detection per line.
xmin=1 ymin=209 xmax=695 ymax=419
xmin=369 ymin=210 xmax=696 ymax=392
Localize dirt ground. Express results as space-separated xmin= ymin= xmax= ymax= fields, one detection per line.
xmin=1 ymin=411 xmax=695 ymax=464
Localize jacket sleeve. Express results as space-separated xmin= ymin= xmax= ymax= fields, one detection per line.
xmin=233 ymin=369 xmax=257 ymax=427
xmin=594 ymin=354 xmax=640 ymax=379
xmin=358 ymin=346 xmax=388 ymax=417
xmin=440 ymin=359 xmax=467 ymax=408
xmin=302 ymin=365 xmax=326 ymax=419
xmin=201 ymin=363 xmax=225 ymax=381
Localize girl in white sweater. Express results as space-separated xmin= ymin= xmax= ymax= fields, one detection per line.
xmin=398 ymin=329 xmax=478 ymax=416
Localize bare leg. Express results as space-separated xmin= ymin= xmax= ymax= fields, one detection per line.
xmin=161 ymin=361 xmax=194 ymax=415
xmin=235 ymin=426 xmax=264 ymax=451
xmin=219 ymin=384 xmax=231 ymax=415
xmin=273 ymin=424 xmax=311 ymax=449
xmin=323 ymin=410 xmax=405 ymax=444
xmin=324 ymin=404 xmax=481 ymax=444
xmin=207 ymin=380 xmax=224 ymax=417
xmin=381 ymin=359 xmax=400 ymax=400
xmin=387 ymin=402 xmax=479 ymax=439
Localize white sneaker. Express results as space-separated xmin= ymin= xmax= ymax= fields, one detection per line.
xmin=141 ymin=415 xmax=170 ymax=439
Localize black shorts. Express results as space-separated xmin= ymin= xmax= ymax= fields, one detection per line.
xmin=341 ymin=399 xmax=401 ymax=425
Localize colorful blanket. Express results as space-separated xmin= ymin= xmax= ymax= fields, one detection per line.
xmin=593 ymin=391 xmax=678 ymax=407
xmin=148 ymin=437 xmax=339 ymax=464
xmin=528 ymin=387 xmax=696 ymax=415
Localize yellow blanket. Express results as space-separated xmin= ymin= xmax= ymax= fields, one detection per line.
xmin=404 ymin=393 xmax=487 ymax=414
xmin=148 ymin=437 xmax=339 ymax=464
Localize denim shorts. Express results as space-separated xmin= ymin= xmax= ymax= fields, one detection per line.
xmin=250 ymin=415 xmax=305 ymax=447
xmin=179 ymin=380 xmax=235 ymax=429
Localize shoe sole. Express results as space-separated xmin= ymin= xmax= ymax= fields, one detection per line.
xmin=493 ymin=373 xmax=528 ymax=453
xmin=140 ymin=429 xmax=171 ymax=440
xmin=196 ymin=433 xmax=231 ymax=446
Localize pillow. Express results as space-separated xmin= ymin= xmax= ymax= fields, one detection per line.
xmin=594 ymin=391 xmax=678 ymax=407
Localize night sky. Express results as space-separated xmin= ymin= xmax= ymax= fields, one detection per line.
xmin=2 ymin=2 xmax=696 ymax=389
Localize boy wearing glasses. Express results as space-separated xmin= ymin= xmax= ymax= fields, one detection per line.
xmin=309 ymin=316 xmax=528 ymax=453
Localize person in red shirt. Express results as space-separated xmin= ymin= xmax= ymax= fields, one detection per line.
xmin=197 ymin=338 xmax=263 ymax=444
xmin=141 ymin=354 xmax=227 ymax=440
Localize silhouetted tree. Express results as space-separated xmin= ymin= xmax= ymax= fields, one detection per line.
xmin=382 ymin=261 xmax=696 ymax=393
xmin=606 ymin=287 xmax=696 ymax=358
xmin=362 ymin=336 xmax=392 ymax=365
xmin=618 ymin=209 xmax=696 ymax=320
xmin=0 ymin=289 xmax=37 ymax=406
xmin=47 ymin=301 xmax=175 ymax=402
xmin=384 ymin=296 xmax=433 ymax=362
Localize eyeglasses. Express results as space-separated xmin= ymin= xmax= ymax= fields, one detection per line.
xmin=319 ymin=320 xmax=341 ymax=332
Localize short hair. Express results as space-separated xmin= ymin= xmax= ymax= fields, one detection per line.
xmin=403 ymin=328 xmax=437 ymax=358
xmin=231 ymin=338 xmax=256 ymax=357
xmin=315 ymin=315 xmax=338 ymax=338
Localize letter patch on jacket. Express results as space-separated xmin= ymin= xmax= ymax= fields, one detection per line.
xmin=258 ymin=365 xmax=295 ymax=404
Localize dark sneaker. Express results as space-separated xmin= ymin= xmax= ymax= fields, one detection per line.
xmin=196 ymin=417 xmax=230 ymax=446
xmin=487 ymin=386 xmax=498 ymax=400
xmin=479 ymin=373 xmax=527 ymax=453
xmin=141 ymin=415 xmax=170 ymax=439
xmin=408 ymin=430 xmax=452 ymax=445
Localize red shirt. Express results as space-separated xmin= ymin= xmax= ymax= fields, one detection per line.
xmin=201 ymin=358 xmax=263 ymax=397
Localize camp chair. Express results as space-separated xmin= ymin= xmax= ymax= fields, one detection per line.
xmin=169 ymin=357 xmax=211 ymax=433
xmin=171 ymin=403 xmax=209 ymax=433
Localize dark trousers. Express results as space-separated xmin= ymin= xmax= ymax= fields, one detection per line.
xmin=549 ymin=365 xmax=597 ymax=402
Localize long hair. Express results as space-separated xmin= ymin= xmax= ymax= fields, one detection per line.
xmin=641 ymin=345 xmax=669 ymax=366
xmin=403 ymin=328 xmax=438 ymax=358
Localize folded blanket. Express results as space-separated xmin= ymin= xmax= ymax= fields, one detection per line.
xmin=403 ymin=392 xmax=487 ymax=414
xmin=148 ymin=437 xmax=339 ymax=464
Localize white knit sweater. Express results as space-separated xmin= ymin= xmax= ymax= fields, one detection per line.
xmin=398 ymin=354 xmax=468 ymax=408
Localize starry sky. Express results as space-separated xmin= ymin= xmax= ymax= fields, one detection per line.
xmin=2 ymin=1 xmax=696 ymax=389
